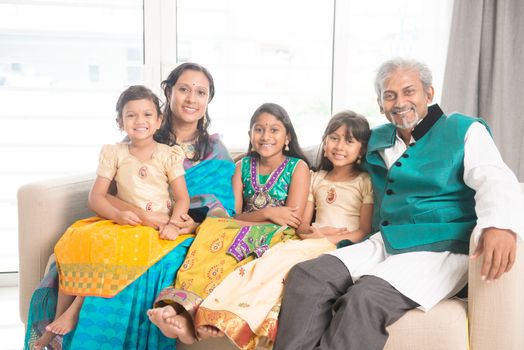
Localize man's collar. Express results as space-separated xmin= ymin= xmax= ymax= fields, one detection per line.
xmin=411 ymin=104 xmax=445 ymax=141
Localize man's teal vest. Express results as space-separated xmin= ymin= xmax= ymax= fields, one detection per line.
xmin=365 ymin=105 xmax=490 ymax=255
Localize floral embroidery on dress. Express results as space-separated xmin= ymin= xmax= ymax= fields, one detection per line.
xmin=326 ymin=186 xmax=337 ymax=204
xmin=179 ymin=278 xmax=193 ymax=291
xmin=138 ymin=166 xmax=148 ymax=178
xmin=204 ymin=281 xmax=218 ymax=296
xmin=207 ymin=259 xmax=225 ymax=280
xmin=210 ymin=232 xmax=226 ymax=252
xmin=180 ymin=250 xmax=197 ymax=271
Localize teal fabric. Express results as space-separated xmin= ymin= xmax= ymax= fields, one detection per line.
xmin=185 ymin=159 xmax=236 ymax=216
xmin=365 ymin=111 xmax=490 ymax=255
xmin=24 ymin=238 xmax=193 ymax=350
xmin=64 ymin=238 xmax=193 ymax=350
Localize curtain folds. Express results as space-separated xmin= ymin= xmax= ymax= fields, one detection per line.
xmin=442 ymin=0 xmax=524 ymax=180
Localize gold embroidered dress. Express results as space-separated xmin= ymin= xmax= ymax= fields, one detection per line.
xmin=153 ymin=156 xmax=301 ymax=319
xmin=54 ymin=143 xmax=188 ymax=297
xmin=194 ymin=170 xmax=373 ymax=350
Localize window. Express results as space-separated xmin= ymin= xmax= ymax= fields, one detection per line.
xmin=0 ymin=0 xmax=144 ymax=272
xmin=0 ymin=0 xmax=454 ymax=273
xmin=175 ymin=0 xmax=335 ymax=149
xmin=332 ymin=0 xmax=454 ymax=127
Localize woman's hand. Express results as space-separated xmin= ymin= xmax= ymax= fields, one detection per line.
xmin=266 ymin=206 xmax=302 ymax=228
xmin=140 ymin=211 xmax=170 ymax=230
xmin=159 ymin=223 xmax=181 ymax=240
xmin=113 ymin=210 xmax=142 ymax=226
xmin=170 ymin=214 xmax=199 ymax=234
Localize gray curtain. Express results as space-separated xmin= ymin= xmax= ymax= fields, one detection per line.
xmin=441 ymin=0 xmax=524 ymax=181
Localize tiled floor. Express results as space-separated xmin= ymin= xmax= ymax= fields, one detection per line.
xmin=0 ymin=286 xmax=25 ymax=350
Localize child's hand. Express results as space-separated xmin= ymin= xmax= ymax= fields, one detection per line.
xmin=298 ymin=226 xmax=347 ymax=240
xmin=316 ymin=226 xmax=348 ymax=236
xmin=170 ymin=214 xmax=199 ymax=234
xmin=159 ymin=223 xmax=180 ymax=240
xmin=140 ymin=211 xmax=170 ymax=230
xmin=267 ymin=206 xmax=302 ymax=228
xmin=113 ymin=210 xmax=142 ymax=226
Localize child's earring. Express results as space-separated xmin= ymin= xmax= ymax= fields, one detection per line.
xmin=251 ymin=144 xmax=256 ymax=152
xmin=285 ymin=142 xmax=290 ymax=152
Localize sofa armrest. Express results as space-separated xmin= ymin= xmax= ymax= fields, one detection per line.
xmin=468 ymin=185 xmax=524 ymax=350
xmin=17 ymin=173 xmax=96 ymax=324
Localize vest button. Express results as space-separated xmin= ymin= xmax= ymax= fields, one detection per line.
xmin=382 ymin=220 xmax=389 ymax=226
xmin=388 ymin=179 xmax=394 ymax=183
xmin=386 ymin=189 xmax=394 ymax=195
xmin=395 ymin=161 xmax=402 ymax=167
xmin=402 ymin=153 xmax=409 ymax=158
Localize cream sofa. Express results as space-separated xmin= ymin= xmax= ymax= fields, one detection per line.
xmin=18 ymin=173 xmax=524 ymax=350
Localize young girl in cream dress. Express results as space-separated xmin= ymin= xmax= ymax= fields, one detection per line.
xmin=34 ymin=85 xmax=190 ymax=350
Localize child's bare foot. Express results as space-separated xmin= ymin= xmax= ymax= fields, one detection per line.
xmin=45 ymin=302 xmax=81 ymax=335
xmin=147 ymin=305 xmax=177 ymax=332
xmin=147 ymin=306 xmax=196 ymax=344
xmin=197 ymin=325 xmax=224 ymax=340
xmin=33 ymin=330 xmax=56 ymax=350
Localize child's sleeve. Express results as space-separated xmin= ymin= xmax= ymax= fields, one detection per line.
xmin=166 ymin=145 xmax=186 ymax=183
xmin=361 ymin=173 xmax=374 ymax=204
xmin=307 ymin=170 xmax=317 ymax=203
xmin=96 ymin=144 xmax=117 ymax=180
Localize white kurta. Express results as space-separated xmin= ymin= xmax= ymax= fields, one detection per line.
xmin=329 ymin=122 xmax=524 ymax=311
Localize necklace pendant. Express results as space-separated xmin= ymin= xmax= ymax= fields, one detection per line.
xmin=253 ymin=191 xmax=270 ymax=209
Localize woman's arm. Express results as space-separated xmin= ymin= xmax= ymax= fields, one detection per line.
xmin=88 ymin=176 xmax=142 ymax=226
xmin=235 ymin=160 xmax=311 ymax=228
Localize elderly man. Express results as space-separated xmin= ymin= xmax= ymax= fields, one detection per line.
xmin=273 ymin=57 xmax=523 ymax=350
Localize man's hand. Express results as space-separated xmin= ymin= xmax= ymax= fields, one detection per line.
xmin=471 ymin=227 xmax=517 ymax=281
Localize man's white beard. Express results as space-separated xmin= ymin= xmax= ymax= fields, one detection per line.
xmin=391 ymin=107 xmax=419 ymax=130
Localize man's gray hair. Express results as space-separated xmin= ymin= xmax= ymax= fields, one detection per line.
xmin=374 ymin=58 xmax=433 ymax=98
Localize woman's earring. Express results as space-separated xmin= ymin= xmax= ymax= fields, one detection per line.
xmin=285 ymin=142 xmax=290 ymax=151
xmin=251 ymin=145 xmax=256 ymax=152
xmin=356 ymin=157 xmax=362 ymax=165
